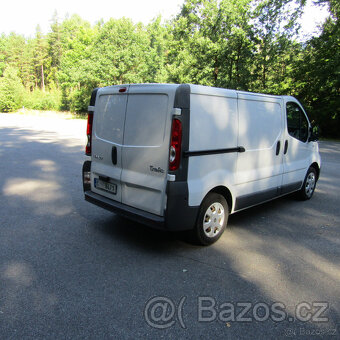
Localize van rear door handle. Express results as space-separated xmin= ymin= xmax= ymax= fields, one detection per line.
xmin=111 ymin=146 xmax=117 ymax=165
xmin=276 ymin=141 xmax=281 ymax=156
xmin=284 ymin=140 xmax=288 ymax=154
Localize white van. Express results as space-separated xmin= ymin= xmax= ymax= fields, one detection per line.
xmin=82 ymin=84 xmax=321 ymax=245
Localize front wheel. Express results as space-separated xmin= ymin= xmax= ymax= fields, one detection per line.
xmin=191 ymin=193 xmax=228 ymax=246
xmin=298 ymin=166 xmax=317 ymax=200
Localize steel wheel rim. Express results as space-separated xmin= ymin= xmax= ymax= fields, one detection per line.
xmin=305 ymin=172 xmax=316 ymax=197
xmin=203 ymin=202 xmax=225 ymax=238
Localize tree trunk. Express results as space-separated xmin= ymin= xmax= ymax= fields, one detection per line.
xmin=41 ymin=64 xmax=45 ymax=92
xmin=262 ymin=55 xmax=267 ymax=90
xmin=229 ymin=60 xmax=233 ymax=86
xmin=213 ymin=57 xmax=219 ymax=85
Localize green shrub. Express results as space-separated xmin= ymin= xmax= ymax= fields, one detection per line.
xmin=0 ymin=66 xmax=25 ymax=112
xmin=23 ymin=88 xmax=61 ymax=111
xmin=60 ymin=86 xmax=92 ymax=113
xmin=69 ymin=88 xmax=92 ymax=113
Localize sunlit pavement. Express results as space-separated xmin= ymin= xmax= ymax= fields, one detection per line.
xmin=0 ymin=113 xmax=339 ymax=339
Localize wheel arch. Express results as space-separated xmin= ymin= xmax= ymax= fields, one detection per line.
xmin=310 ymin=162 xmax=320 ymax=181
xmin=206 ymin=186 xmax=233 ymax=213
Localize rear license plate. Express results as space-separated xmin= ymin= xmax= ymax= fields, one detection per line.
xmin=94 ymin=178 xmax=117 ymax=195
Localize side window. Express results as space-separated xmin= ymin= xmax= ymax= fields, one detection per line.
xmin=286 ymin=102 xmax=309 ymax=143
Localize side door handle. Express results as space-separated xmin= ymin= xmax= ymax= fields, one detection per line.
xmin=284 ymin=140 xmax=288 ymax=154
xmin=276 ymin=140 xmax=281 ymax=156
xmin=111 ymin=146 xmax=117 ymax=165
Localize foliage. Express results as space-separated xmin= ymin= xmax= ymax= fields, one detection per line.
xmin=23 ymin=88 xmax=61 ymax=111
xmin=293 ymin=2 xmax=340 ymax=137
xmin=57 ymin=15 xmax=95 ymax=111
xmin=167 ymin=0 xmax=254 ymax=88
xmin=0 ymin=66 xmax=25 ymax=112
xmin=0 ymin=1 xmax=338 ymax=136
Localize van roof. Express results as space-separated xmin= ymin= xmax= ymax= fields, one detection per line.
xmin=99 ymin=83 xmax=296 ymax=101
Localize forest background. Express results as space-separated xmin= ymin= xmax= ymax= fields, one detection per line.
xmin=0 ymin=0 xmax=339 ymax=137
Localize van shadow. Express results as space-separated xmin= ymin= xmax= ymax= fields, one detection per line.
xmin=97 ymin=192 xmax=297 ymax=249
xmin=97 ymin=214 xmax=195 ymax=253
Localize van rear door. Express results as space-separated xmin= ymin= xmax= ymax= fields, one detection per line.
xmin=120 ymin=85 xmax=176 ymax=216
xmin=91 ymin=86 xmax=129 ymax=203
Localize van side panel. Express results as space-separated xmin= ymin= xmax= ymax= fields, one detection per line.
xmin=187 ymin=90 xmax=238 ymax=207
xmin=235 ymin=94 xmax=283 ymax=209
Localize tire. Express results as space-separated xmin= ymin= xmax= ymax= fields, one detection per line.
xmin=298 ymin=166 xmax=317 ymax=200
xmin=191 ymin=193 xmax=229 ymax=246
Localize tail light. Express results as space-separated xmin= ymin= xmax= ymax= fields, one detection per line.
xmin=169 ymin=118 xmax=182 ymax=171
xmin=85 ymin=113 xmax=93 ymax=156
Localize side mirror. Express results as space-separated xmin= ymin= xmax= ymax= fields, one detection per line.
xmin=309 ymin=125 xmax=320 ymax=142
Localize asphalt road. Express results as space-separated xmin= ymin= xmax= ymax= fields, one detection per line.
xmin=0 ymin=113 xmax=339 ymax=339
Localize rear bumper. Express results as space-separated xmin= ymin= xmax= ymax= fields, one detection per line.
xmin=84 ymin=189 xmax=199 ymax=231
xmin=83 ymin=161 xmax=199 ymax=231
xmin=85 ymin=190 xmax=166 ymax=229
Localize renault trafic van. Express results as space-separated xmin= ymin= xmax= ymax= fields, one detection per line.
xmin=82 ymin=84 xmax=321 ymax=245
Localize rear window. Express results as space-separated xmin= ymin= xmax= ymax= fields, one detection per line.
xmin=95 ymin=94 xmax=126 ymax=144
xmin=123 ymin=94 xmax=168 ymax=146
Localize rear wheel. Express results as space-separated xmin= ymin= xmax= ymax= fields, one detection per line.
xmin=298 ymin=166 xmax=317 ymax=200
xmin=191 ymin=193 xmax=228 ymax=246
